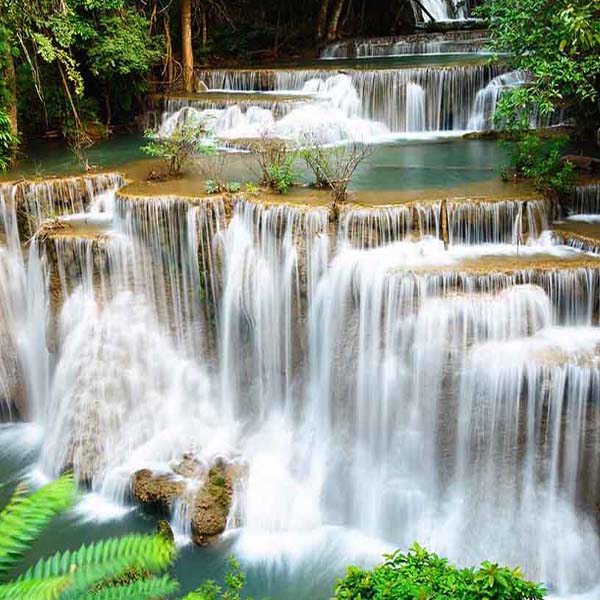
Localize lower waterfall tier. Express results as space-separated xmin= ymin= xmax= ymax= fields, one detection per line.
xmin=0 ymin=176 xmax=598 ymax=598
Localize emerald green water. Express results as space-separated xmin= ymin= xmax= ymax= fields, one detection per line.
xmin=6 ymin=134 xmax=509 ymax=195
xmin=0 ymin=429 xmax=341 ymax=598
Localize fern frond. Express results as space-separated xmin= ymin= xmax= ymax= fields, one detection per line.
xmin=0 ymin=574 xmax=71 ymax=599
xmin=20 ymin=534 xmax=176 ymax=597
xmin=0 ymin=474 xmax=76 ymax=578
xmin=81 ymin=575 xmax=179 ymax=599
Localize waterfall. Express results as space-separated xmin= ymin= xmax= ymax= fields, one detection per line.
xmin=468 ymin=71 xmax=564 ymax=131
xmin=2 ymin=171 xmax=600 ymax=598
xmin=571 ymin=184 xmax=600 ymax=214
xmin=320 ymin=32 xmax=488 ymax=58
xmin=405 ymin=83 xmax=426 ymax=132
xmin=417 ymin=0 xmax=469 ymax=21
xmin=187 ymin=63 xmax=504 ymax=136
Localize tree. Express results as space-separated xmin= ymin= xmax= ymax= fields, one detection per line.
xmin=477 ymin=0 xmax=600 ymax=134
xmin=0 ymin=0 xmax=160 ymax=140
xmin=182 ymin=0 xmax=194 ymax=93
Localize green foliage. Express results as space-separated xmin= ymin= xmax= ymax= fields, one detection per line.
xmin=505 ymin=134 xmax=576 ymax=195
xmin=243 ymin=183 xmax=259 ymax=194
xmin=0 ymin=473 xmax=183 ymax=599
xmin=206 ymin=180 xmax=241 ymax=194
xmin=142 ymin=121 xmax=215 ymax=177
xmin=334 ymin=543 xmax=546 ymax=600
xmin=181 ymin=557 xmax=247 ymax=600
xmin=0 ymin=109 xmax=17 ymax=171
xmin=477 ymin=0 xmax=600 ymax=132
xmin=266 ymin=160 xmax=296 ymax=194
xmin=250 ymin=135 xmax=297 ymax=194
xmin=0 ymin=0 xmax=160 ymax=138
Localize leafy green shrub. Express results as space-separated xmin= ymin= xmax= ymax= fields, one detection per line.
xmin=206 ymin=180 xmax=241 ymax=194
xmin=243 ymin=182 xmax=259 ymax=194
xmin=505 ymin=133 xmax=575 ymax=195
xmin=334 ymin=543 xmax=546 ymax=600
xmin=266 ymin=159 xmax=296 ymax=194
xmin=250 ymin=134 xmax=297 ymax=194
xmin=182 ymin=556 xmax=246 ymax=600
xmin=142 ymin=121 xmax=215 ymax=177
xmin=0 ymin=108 xmax=18 ymax=171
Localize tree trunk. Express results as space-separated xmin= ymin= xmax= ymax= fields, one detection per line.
xmin=201 ymin=10 xmax=207 ymax=49
xmin=164 ymin=15 xmax=174 ymax=87
xmin=317 ymin=0 xmax=330 ymax=39
xmin=181 ymin=0 xmax=194 ymax=93
xmin=5 ymin=49 xmax=17 ymax=137
xmin=326 ymin=0 xmax=346 ymax=41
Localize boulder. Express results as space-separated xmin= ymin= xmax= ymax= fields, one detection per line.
xmin=132 ymin=469 xmax=185 ymax=513
xmin=191 ymin=460 xmax=235 ymax=546
xmin=131 ymin=454 xmax=245 ymax=546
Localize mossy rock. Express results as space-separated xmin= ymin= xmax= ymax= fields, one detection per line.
xmin=132 ymin=469 xmax=185 ymax=514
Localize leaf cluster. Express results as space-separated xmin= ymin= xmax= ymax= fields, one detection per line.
xmin=334 ymin=543 xmax=546 ymax=600
xmin=504 ymin=133 xmax=576 ymax=195
xmin=477 ymin=0 xmax=600 ymax=132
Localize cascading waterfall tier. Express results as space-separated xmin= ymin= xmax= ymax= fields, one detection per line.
xmin=570 ymin=183 xmax=600 ymax=215
xmin=1 ymin=174 xmax=123 ymax=238
xmin=321 ymin=31 xmax=489 ymax=59
xmin=194 ymin=63 xmax=504 ymax=135
xmin=3 ymin=176 xmax=600 ymax=598
xmin=339 ymin=196 xmax=553 ymax=248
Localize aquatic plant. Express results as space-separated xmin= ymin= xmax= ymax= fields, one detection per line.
xmin=335 ymin=543 xmax=546 ymax=600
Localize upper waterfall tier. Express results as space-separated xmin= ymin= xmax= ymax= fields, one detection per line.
xmin=185 ymin=63 xmax=559 ymax=139
xmin=321 ymin=31 xmax=489 ymax=59
xmin=199 ymin=64 xmax=502 ymax=132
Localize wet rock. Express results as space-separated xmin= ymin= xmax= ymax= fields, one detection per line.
xmin=156 ymin=519 xmax=175 ymax=543
xmin=132 ymin=469 xmax=185 ymax=514
xmin=131 ymin=455 xmax=245 ymax=546
xmin=561 ymin=155 xmax=600 ymax=173
xmin=172 ymin=452 xmax=205 ymax=479
xmin=191 ymin=460 xmax=236 ymax=546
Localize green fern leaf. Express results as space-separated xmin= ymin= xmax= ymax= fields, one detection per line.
xmin=20 ymin=534 xmax=176 ymax=595
xmin=0 ymin=574 xmax=72 ymax=599
xmin=80 ymin=575 xmax=179 ymax=599
xmin=0 ymin=475 xmax=76 ymax=579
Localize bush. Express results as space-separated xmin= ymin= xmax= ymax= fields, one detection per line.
xmin=334 ymin=543 xmax=546 ymax=600
xmin=301 ymin=138 xmax=371 ymax=203
xmin=142 ymin=120 xmax=215 ymax=177
xmin=250 ymin=134 xmax=297 ymax=194
xmin=504 ymin=134 xmax=576 ymax=195
xmin=266 ymin=159 xmax=296 ymax=194
xmin=0 ymin=108 xmax=18 ymax=171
